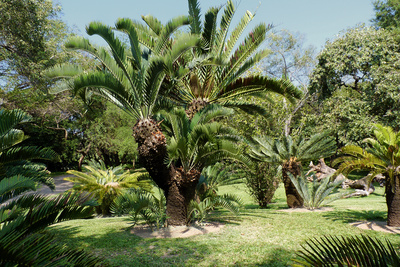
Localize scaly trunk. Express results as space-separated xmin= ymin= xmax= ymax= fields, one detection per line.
xmin=133 ymin=118 xmax=170 ymax=194
xmin=133 ymin=118 xmax=201 ymax=226
xmin=166 ymin=166 xmax=200 ymax=226
xmin=282 ymin=159 xmax=304 ymax=208
xmin=386 ymin=174 xmax=400 ymax=227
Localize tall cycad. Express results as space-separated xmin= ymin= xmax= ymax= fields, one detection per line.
xmin=333 ymin=124 xmax=400 ymax=226
xmin=249 ymin=132 xmax=336 ymax=208
xmin=46 ymin=18 xmax=199 ymax=198
xmin=133 ymin=0 xmax=303 ymax=118
xmin=159 ymin=105 xmax=249 ymax=225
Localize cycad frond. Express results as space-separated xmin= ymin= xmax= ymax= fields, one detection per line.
xmin=294 ymin=235 xmax=400 ymax=267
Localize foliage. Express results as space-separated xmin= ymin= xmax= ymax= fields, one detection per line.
xmin=293 ymin=235 xmax=400 ymax=267
xmin=333 ymin=123 xmax=400 ymax=226
xmin=249 ymin=132 xmax=336 ymax=166
xmin=0 ymin=109 xmax=58 ymax=188
xmin=188 ymin=193 xmax=242 ymax=223
xmin=66 ymin=163 xmax=152 ymax=215
xmin=0 ymin=109 xmax=103 ymax=266
xmin=244 ymin=162 xmax=280 ymax=208
xmin=308 ymin=26 xmax=400 ymax=143
xmin=0 ymin=0 xmax=70 ymax=92
xmin=188 ymin=163 xmax=243 ymax=222
xmin=160 ymin=105 xmax=250 ymax=173
xmin=372 ymin=0 xmax=400 ymax=30
xmin=165 ymin=0 xmax=303 ymax=117
xmin=288 ymin=173 xmax=344 ymax=210
xmin=111 ymin=188 xmax=167 ymax=230
xmin=333 ymin=124 xmax=400 ymax=191
xmin=85 ymin=103 xmax=139 ymax=166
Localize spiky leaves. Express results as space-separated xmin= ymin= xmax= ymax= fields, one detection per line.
xmin=167 ymin=0 xmax=303 ymax=116
xmin=0 ymin=177 xmax=103 ymax=266
xmin=66 ymin=165 xmax=152 ymax=215
xmin=333 ymin=123 xmax=400 ymax=226
xmin=294 ymin=235 xmax=400 ymax=267
xmin=249 ymin=132 xmax=336 ymax=208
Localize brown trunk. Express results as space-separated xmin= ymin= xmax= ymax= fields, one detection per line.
xmin=386 ymin=175 xmax=400 ymax=227
xmin=133 ymin=119 xmax=201 ymax=226
xmin=133 ymin=119 xmax=170 ymax=194
xmin=282 ymin=158 xmax=304 ymax=208
xmin=166 ymin=167 xmax=200 ymax=226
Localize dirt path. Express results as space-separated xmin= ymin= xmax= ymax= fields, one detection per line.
xmin=36 ymin=174 xmax=74 ymax=195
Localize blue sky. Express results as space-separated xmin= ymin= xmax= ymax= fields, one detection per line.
xmin=58 ymin=0 xmax=375 ymax=51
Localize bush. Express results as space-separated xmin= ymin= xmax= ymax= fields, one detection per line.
xmin=245 ymin=162 xmax=280 ymax=208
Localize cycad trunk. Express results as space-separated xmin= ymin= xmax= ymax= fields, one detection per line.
xmin=132 ymin=118 xmax=200 ymax=226
xmin=386 ymin=174 xmax=400 ymax=227
xmin=282 ymin=159 xmax=304 ymax=208
xmin=166 ymin=167 xmax=201 ymax=225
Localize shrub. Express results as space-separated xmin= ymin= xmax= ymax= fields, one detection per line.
xmin=245 ymin=162 xmax=280 ymax=208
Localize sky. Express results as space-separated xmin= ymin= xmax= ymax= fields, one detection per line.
xmin=57 ymin=0 xmax=376 ymax=51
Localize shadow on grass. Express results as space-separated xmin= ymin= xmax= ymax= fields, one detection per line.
xmin=323 ymin=209 xmax=386 ymax=224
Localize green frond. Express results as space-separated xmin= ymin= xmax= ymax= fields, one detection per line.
xmin=297 ymin=131 xmax=336 ymax=162
xmin=188 ymin=0 xmax=202 ymax=34
xmin=141 ymin=14 xmax=163 ymax=35
xmin=202 ymin=6 xmax=220 ymax=52
xmin=115 ymin=18 xmax=142 ymax=68
xmin=294 ymin=235 xmax=400 ymax=266
xmin=0 ymin=109 xmax=31 ymax=138
xmin=224 ymin=9 xmax=255 ymax=57
xmin=154 ymin=15 xmax=191 ymax=55
xmin=215 ymin=0 xmax=235 ymax=55
xmin=44 ymin=63 xmax=84 ymax=79
xmin=0 ymin=175 xmax=36 ymax=204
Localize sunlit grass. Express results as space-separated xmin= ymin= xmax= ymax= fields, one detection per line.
xmin=48 ymin=183 xmax=400 ymax=266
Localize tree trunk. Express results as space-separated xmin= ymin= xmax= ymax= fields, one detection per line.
xmin=166 ymin=167 xmax=200 ymax=226
xmin=386 ymin=175 xmax=400 ymax=227
xmin=133 ymin=118 xmax=200 ymax=226
xmin=282 ymin=159 xmax=304 ymax=208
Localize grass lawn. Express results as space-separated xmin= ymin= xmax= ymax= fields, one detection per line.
xmin=48 ymin=183 xmax=400 ymax=266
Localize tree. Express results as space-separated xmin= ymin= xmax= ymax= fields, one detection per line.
xmin=249 ymin=132 xmax=336 ymax=208
xmin=333 ymin=124 xmax=400 ymax=227
xmin=372 ymin=0 xmax=400 ymax=29
xmin=0 ymin=0 xmax=69 ymax=92
xmin=307 ymin=26 xmax=400 ymax=145
xmin=159 ymin=105 xmax=249 ymax=224
xmin=46 ymin=17 xmax=201 ymax=225
xmin=262 ymin=29 xmax=317 ymax=86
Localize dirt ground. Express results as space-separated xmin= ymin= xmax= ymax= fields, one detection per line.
xmin=39 ymin=176 xmax=399 ymax=238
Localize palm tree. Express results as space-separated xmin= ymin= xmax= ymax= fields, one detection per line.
xmin=45 ymin=18 xmax=199 ymax=223
xmin=66 ymin=164 xmax=152 ymax=215
xmin=159 ymin=104 xmax=250 ymax=225
xmin=0 ymin=109 xmax=103 ymax=266
xmin=333 ymin=124 xmax=400 ymax=227
xmin=132 ymin=0 xmax=303 ymax=118
xmin=249 ymin=132 xmax=336 ymax=208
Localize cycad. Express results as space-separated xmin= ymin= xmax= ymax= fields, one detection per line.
xmin=249 ymin=132 xmax=336 ymax=208
xmin=66 ymin=164 xmax=152 ymax=215
xmin=333 ymin=123 xmax=400 ymax=226
xmin=159 ymin=104 xmax=250 ymax=225
xmin=0 ymin=109 xmax=103 ymax=266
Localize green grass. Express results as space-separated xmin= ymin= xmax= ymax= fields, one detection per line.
xmin=48 ymin=183 xmax=400 ymax=266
